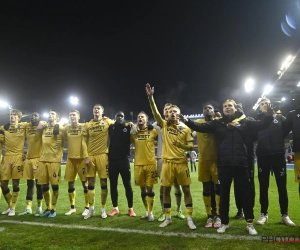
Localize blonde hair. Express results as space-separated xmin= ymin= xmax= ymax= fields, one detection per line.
xmin=10 ymin=109 xmax=22 ymax=120
xmin=222 ymin=99 xmax=237 ymax=109
xmin=169 ymin=105 xmax=181 ymax=113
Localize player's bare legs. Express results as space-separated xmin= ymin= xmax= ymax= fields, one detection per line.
xmin=100 ymin=178 xmax=108 ymax=218
xmin=141 ymin=186 xmax=155 ymax=221
xmin=174 ymin=178 xmax=185 ymax=219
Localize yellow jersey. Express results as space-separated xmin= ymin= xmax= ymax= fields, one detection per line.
xmin=26 ymin=123 xmax=43 ymax=159
xmin=148 ymin=96 xmax=193 ymax=163
xmin=194 ymin=119 xmax=217 ymax=160
xmin=63 ymin=123 xmax=88 ymax=159
xmin=40 ymin=124 xmax=65 ymax=163
xmin=83 ymin=118 xmax=114 ymax=156
xmin=0 ymin=122 xmax=29 ymax=156
xmin=131 ymin=127 xmax=158 ymax=165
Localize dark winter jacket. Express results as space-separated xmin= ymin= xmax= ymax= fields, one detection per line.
xmin=255 ymin=114 xmax=286 ymax=156
xmin=283 ymin=107 xmax=300 ymax=152
xmin=185 ymin=113 xmax=273 ymax=168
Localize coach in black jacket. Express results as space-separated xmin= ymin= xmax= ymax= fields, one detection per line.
xmin=180 ymin=99 xmax=273 ymax=235
xmin=108 ymin=111 xmax=136 ymax=217
xmin=284 ymin=106 xmax=300 ymax=200
xmin=255 ymin=98 xmax=295 ymax=226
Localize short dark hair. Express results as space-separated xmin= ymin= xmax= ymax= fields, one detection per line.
xmin=94 ymin=104 xmax=104 ymax=112
xmin=49 ymin=110 xmax=60 ymax=119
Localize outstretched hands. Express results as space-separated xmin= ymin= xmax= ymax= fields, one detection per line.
xmin=263 ymin=103 xmax=275 ymax=116
xmin=145 ymin=83 xmax=154 ymax=96
xmin=178 ymin=114 xmax=188 ymax=123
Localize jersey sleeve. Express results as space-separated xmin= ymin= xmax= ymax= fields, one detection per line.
xmin=148 ymin=96 xmax=164 ymax=127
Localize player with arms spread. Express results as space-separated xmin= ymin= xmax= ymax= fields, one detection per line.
xmin=130 ymin=111 xmax=158 ymax=221
xmin=19 ymin=112 xmax=44 ymax=216
xmin=0 ymin=109 xmax=29 ymax=216
xmin=63 ymin=110 xmax=89 ymax=216
xmin=83 ymin=104 xmax=114 ymax=219
xmin=37 ymin=110 xmax=65 ymax=218
xmin=145 ymin=83 xmax=196 ymax=230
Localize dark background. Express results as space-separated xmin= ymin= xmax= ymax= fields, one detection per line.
xmin=1 ymin=1 xmax=300 ymax=121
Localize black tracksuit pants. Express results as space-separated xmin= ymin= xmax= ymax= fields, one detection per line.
xmin=257 ymin=154 xmax=288 ymax=215
xmin=108 ymin=158 xmax=133 ymax=208
xmin=218 ymin=166 xmax=254 ymax=225
xmin=234 ymin=156 xmax=255 ymax=211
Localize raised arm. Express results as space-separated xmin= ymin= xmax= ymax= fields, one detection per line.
xmin=145 ymin=83 xmax=164 ymax=126
xmin=247 ymin=103 xmax=274 ymax=131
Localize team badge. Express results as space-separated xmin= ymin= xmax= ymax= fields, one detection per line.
xmin=123 ymin=128 xmax=127 ymax=132
xmin=101 ymin=122 xmax=104 ymax=125
xmin=273 ymin=119 xmax=278 ymax=123
xmin=148 ymin=131 xmax=150 ymax=135
xmin=297 ymin=114 xmax=300 ymax=118
xmin=259 ymin=168 xmax=262 ymax=172
xmin=297 ymin=175 xmax=300 ymax=181
xmin=178 ymin=126 xmax=182 ymax=131
xmin=78 ymin=126 xmax=82 ymax=130
xmin=18 ymin=125 xmax=20 ymax=130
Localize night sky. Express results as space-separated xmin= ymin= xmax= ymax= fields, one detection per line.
xmin=1 ymin=1 xmax=300 ymax=122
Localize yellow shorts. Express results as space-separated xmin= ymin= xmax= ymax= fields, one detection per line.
xmin=134 ymin=164 xmax=158 ymax=187
xmin=37 ymin=162 xmax=61 ymax=185
xmin=294 ymin=152 xmax=300 ymax=183
xmin=157 ymin=158 xmax=163 ymax=178
xmin=0 ymin=155 xmax=24 ymax=181
xmin=198 ymin=158 xmax=218 ymax=184
xmin=86 ymin=154 xmax=108 ymax=179
xmin=160 ymin=160 xmax=191 ymax=187
xmin=65 ymin=158 xmax=87 ymax=182
xmin=23 ymin=157 xmax=40 ymax=180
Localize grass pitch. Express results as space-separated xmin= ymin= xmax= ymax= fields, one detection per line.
xmin=0 ymin=164 xmax=300 ymax=250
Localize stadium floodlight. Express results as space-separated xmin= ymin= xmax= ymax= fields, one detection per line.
xmin=70 ymin=96 xmax=78 ymax=105
xmin=245 ymin=79 xmax=254 ymax=92
xmin=297 ymin=82 xmax=300 ymax=87
xmin=262 ymin=85 xmax=273 ymax=97
xmin=43 ymin=113 xmax=48 ymax=118
xmin=279 ymin=55 xmax=293 ymax=71
xmin=281 ymin=97 xmax=286 ymax=102
xmin=0 ymin=100 xmax=9 ymax=108
xmin=60 ymin=117 xmax=68 ymax=125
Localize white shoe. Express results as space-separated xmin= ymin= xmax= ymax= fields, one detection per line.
xmin=84 ymin=210 xmax=95 ymax=220
xmin=187 ymin=219 xmax=196 ymax=230
xmin=159 ymin=218 xmax=172 ymax=227
xmin=281 ymin=215 xmax=295 ymax=226
xmin=214 ymin=216 xmax=222 ymax=228
xmin=217 ymin=224 xmax=229 ymax=233
xmin=35 ymin=207 xmax=42 ymax=217
xmin=246 ymin=224 xmax=258 ymax=235
xmin=148 ymin=213 xmax=154 ymax=222
xmin=65 ymin=208 xmax=76 ymax=215
xmin=18 ymin=208 xmax=32 ymax=216
xmin=82 ymin=208 xmax=89 ymax=216
xmin=8 ymin=208 xmax=15 ymax=217
xmin=256 ymin=213 xmax=268 ymax=225
xmin=2 ymin=207 xmax=11 ymax=215
xmin=141 ymin=211 xmax=149 ymax=219
xmin=205 ymin=217 xmax=213 ymax=228
xmin=101 ymin=208 xmax=107 ymax=219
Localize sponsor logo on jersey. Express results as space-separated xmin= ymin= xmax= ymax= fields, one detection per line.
xmin=273 ymin=119 xmax=278 ymax=123
xmin=123 ymin=128 xmax=127 ymax=132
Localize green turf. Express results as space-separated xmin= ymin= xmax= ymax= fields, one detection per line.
xmin=0 ymin=164 xmax=299 ymax=249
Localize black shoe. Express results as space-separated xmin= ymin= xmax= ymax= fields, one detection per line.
xmin=235 ymin=211 xmax=244 ymax=219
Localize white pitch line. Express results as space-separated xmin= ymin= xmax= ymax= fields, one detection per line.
xmin=0 ymin=220 xmax=260 ymax=241
xmin=0 ymin=227 xmax=5 ymax=232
